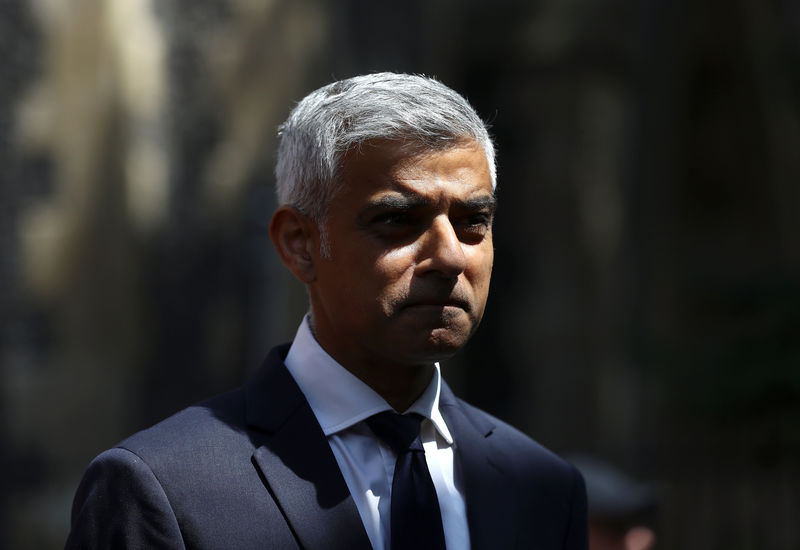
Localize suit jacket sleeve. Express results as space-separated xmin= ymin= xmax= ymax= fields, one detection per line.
xmin=66 ymin=447 xmax=185 ymax=549
xmin=563 ymin=464 xmax=589 ymax=550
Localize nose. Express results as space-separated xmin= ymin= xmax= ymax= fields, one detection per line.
xmin=416 ymin=215 xmax=467 ymax=278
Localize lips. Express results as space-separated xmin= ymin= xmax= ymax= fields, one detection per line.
xmin=400 ymin=296 xmax=470 ymax=312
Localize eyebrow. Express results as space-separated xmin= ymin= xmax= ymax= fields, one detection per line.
xmin=362 ymin=193 xmax=497 ymax=213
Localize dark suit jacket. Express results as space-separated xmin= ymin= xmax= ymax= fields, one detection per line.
xmin=67 ymin=345 xmax=587 ymax=549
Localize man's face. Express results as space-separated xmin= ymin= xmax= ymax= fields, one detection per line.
xmin=308 ymin=139 xmax=495 ymax=371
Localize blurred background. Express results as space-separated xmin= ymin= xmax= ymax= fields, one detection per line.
xmin=1 ymin=0 xmax=799 ymax=548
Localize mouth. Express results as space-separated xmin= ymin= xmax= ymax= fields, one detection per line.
xmin=401 ymin=298 xmax=470 ymax=312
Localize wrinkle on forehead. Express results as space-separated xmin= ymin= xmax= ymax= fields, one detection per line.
xmin=341 ymin=140 xmax=491 ymax=198
xmin=341 ymin=138 xmax=489 ymax=180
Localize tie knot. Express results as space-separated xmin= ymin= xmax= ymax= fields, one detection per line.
xmin=366 ymin=411 xmax=425 ymax=455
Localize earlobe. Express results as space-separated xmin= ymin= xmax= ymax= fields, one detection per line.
xmin=269 ymin=206 xmax=317 ymax=283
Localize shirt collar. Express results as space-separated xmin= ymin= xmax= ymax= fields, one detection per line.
xmin=283 ymin=315 xmax=453 ymax=444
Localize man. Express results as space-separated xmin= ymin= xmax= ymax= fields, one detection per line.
xmin=67 ymin=73 xmax=587 ymax=549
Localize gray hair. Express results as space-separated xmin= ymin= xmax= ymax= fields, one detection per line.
xmin=275 ymin=73 xmax=496 ymax=233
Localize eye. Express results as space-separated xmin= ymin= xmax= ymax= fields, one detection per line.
xmin=373 ymin=211 xmax=416 ymax=226
xmin=465 ymin=213 xmax=492 ymax=227
xmin=460 ymin=212 xmax=492 ymax=230
xmin=456 ymin=212 xmax=493 ymax=238
xmin=367 ymin=210 xmax=424 ymax=241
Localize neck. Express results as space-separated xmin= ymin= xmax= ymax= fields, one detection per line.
xmin=306 ymin=313 xmax=437 ymax=411
xmin=345 ymin=361 xmax=434 ymax=413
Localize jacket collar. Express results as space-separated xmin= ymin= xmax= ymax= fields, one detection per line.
xmin=439 ymin=381 xmax=518 ymax=550
xmin=244 ymin=345 xmax=518 ymax=550
xmin=244 ymin=345 xmax=371 ymax=550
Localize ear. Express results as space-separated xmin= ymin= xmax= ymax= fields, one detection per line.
xmin=269 ymin=206 xmax=319 ymax=283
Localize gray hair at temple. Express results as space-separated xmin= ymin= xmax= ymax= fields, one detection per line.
xmin=275 ymin=72 xmax=496 ymax=250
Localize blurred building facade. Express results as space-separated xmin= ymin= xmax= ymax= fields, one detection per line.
xmin=1 ymin=0 xmax=799 ymax=548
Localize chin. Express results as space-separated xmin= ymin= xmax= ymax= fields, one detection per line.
xmin=419 ymin=328 xmax=472 ymax=359
xmin=386 ymin=312 xmax=479 ymax=363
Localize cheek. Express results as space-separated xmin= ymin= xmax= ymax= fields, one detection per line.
xmin=466 ymin=253 xmax=493 ymax=317
xmin=468 ymin=246 xmax=494 ymax=288
xmin=373 ymin=247 xmax=418 ymax=311
xmin=373 ymin=244 xmax=418 ymax=280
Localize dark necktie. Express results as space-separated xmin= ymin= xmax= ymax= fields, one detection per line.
xmin=366 ymin=411 xmax=447 ymax=550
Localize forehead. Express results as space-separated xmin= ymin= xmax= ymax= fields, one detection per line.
xmin=337 ymin=139 xmax=492 ymax=199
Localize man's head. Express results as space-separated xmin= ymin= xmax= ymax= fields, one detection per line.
xmin=274 ymin=72 xmax=496 ymax=254
xmin=270 ymin=73 xmax=496 ymax=402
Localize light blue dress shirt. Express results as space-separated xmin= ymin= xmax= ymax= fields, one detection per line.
xmin=284 ymin=315 xmax=470 ymax=550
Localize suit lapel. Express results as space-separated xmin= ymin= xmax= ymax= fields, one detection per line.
xmin=440 ymin=383 xmax=518 ymax=550
xmin=245 ymin=346 xmax=371 ymax=550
